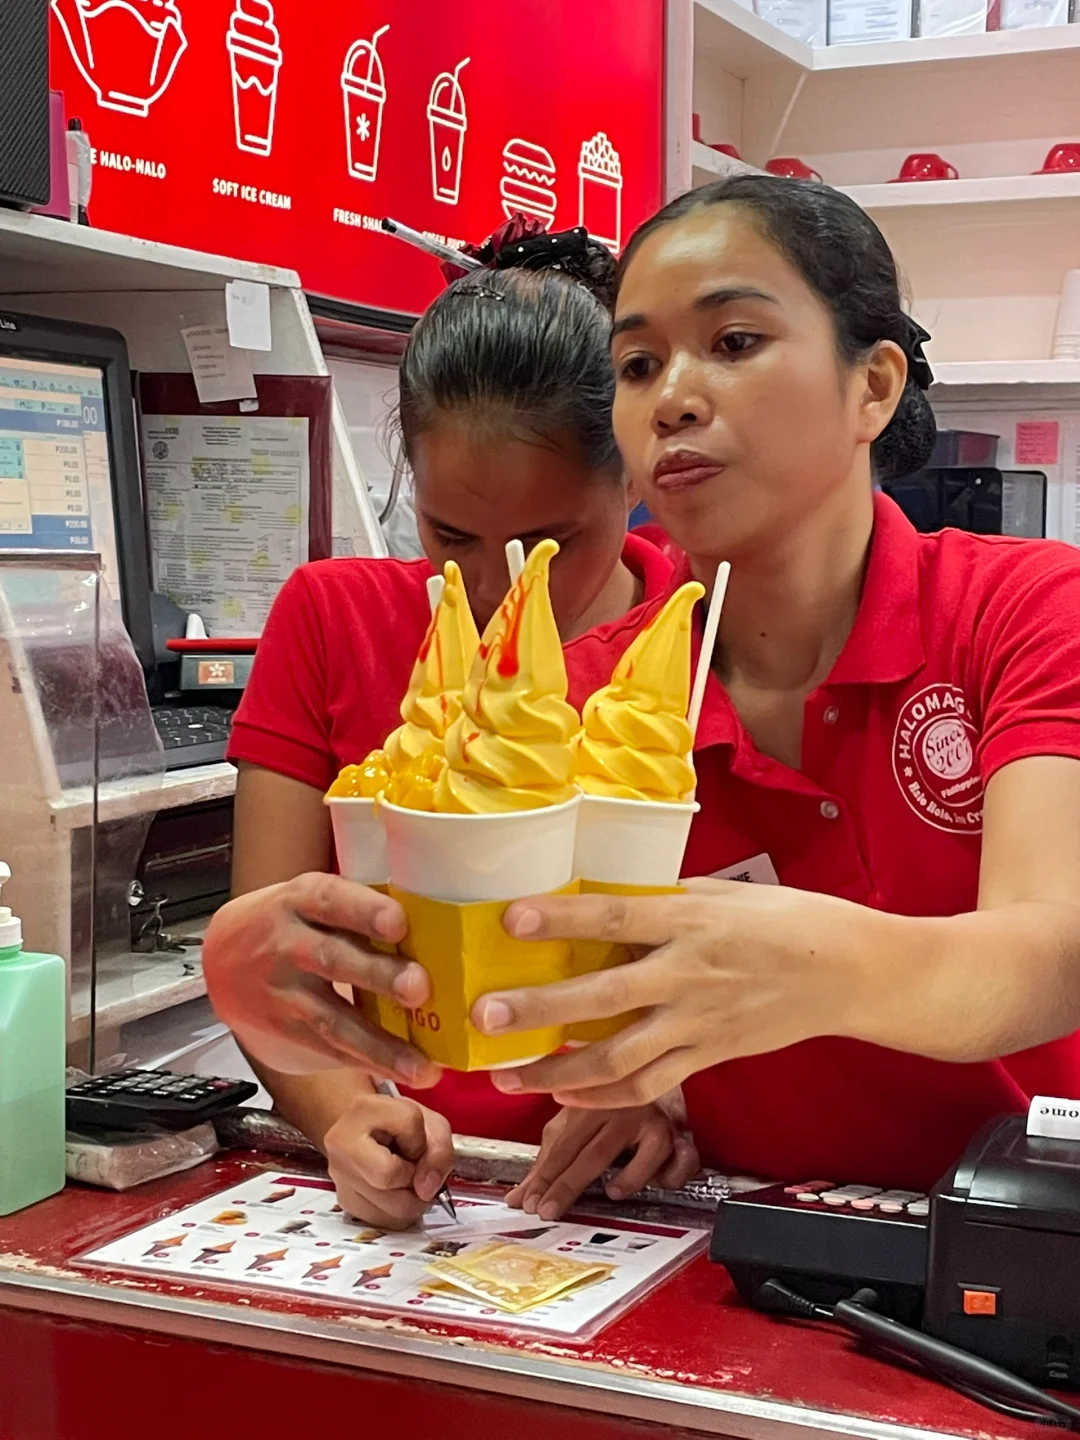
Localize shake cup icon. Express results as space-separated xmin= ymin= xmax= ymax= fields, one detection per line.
xmin=227 ymin=0 xmax=283 ymax=157
xmin=578 ymin=132 xmax=624 ymax=253
xmin=342 ymin=24 xmax=389 ymax=183
xmin=427 ymin=58 xmax=469 ymax=205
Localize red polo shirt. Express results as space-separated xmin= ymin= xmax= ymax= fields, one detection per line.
xmin=675 ymin=492 xmax=1080 ymax=1191
xmin=228 ymin=532 xmax=674 ymax=1143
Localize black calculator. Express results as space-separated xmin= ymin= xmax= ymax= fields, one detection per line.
xmin=67 ymin=1070 xmax=258 ymax=1133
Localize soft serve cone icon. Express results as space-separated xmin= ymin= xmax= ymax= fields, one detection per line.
xmin=227 ymin=0 xmax=283 ymax=157
xmin=51 ymin=0 xmax=188 ymax=118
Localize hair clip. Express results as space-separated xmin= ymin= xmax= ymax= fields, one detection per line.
xmin=904 ymin=318 xmax=934 ymax=392
xmin=447 ymin=284 xmax=505 ymax=302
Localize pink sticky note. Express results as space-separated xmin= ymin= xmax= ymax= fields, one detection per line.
xmin=1015 ymin=420 xmax=1060 ymax=467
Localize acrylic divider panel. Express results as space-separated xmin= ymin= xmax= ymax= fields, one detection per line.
xmin=79 ymin=1172 xmax=707 ymax=1340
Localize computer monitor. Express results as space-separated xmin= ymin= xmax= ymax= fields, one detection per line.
xmin=0 ymin=309 xmax=155 ymax=677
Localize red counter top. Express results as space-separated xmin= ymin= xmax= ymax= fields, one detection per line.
xmin=0 ymin=1153 xmax=1047 ymax=1440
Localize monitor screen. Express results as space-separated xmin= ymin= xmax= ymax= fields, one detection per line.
xmin=0 ymin=354 xmax=121 ymax=598
xmin=0 ymin=311 xmax=155 ymax=680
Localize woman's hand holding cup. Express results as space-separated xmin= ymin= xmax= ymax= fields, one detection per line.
xmin=202 ymin=874 xmax=440 ymax=1085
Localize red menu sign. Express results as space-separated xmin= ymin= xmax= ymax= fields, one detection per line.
xmin=49 ymin=0 xmax=665 ymax=316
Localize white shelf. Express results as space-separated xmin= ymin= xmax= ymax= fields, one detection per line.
xmin=695 ymin=0 xmax=812 ymax=76
xmin=933 ymin=359 xmax=1080 ymax=387
xmin=0 ymin=208 xmax=301 ymax=296
xmin=694 ymin=0 xmax=1080 ymax=77
xmin=52 ymin=761 xmax=238 ymax=830
xmin=841 ymin=171 xmax=1080 ymax=211
xmin=70 ymin=930 xmax=209 ymax=1042
xmin=691 ymin=141 xmax=767 ymax=178
xmin=815 ymin=22 xmax=1080 ymax=70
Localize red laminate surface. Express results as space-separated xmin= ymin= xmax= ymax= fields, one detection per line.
xmin=0 ymin=1154 xmax=1046 ymax=1440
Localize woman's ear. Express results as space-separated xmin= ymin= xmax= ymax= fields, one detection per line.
xmin=857 ymin=340 xmax=909 ymax=445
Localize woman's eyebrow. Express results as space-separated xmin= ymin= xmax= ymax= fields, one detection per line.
xmin=612 ymin=286 xmax=780 ymax=339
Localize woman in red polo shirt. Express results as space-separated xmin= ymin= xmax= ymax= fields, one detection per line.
xmin=209 ymin=229 xmax=699 ymax=1227
xmin=468 ymin=176 xmax=1080 ymax=1211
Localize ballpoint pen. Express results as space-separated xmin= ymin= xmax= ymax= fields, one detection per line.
xmin=380 ymin=216 xmax=482 ymax=272
xmin=375 ymin=1078 xmax=458 ymax=1223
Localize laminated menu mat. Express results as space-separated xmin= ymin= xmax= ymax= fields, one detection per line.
xmin=78 ymin=1171 xmax=707 ymax=1339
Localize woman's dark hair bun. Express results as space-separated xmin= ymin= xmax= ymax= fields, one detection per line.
xmin=493 ymin=227 xmax=618 ymax=310
xmin=873 ymin=381 xmax=937 ymax=484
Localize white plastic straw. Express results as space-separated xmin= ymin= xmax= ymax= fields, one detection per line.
xmin=687 ymin=561 xmax=731 ymax=738
xmin=426 ymin=574 xmax=445 ymax=615
xmin=505 ymin=539 xmax=525 ymax=585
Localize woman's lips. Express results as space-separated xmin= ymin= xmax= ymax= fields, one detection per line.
xmin=652 ymin=450 xmax=724 ymax=493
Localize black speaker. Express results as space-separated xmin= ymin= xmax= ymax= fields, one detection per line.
xmin=0 ymin=0 xmax=50 ymax=208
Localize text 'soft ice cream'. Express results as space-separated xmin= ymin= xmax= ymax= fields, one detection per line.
xmin=573 ymin=581 xmax=705 ymax=803
xmin=436 ymin=539 xmax=579 ymax=813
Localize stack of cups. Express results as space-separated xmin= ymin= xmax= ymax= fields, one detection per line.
xmin=1053 ymin=271 xmax=1080 ymax=361
xmin=381 ymin=794 xmax=583 ymax=1069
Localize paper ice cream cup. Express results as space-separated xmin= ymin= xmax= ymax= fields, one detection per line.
xmin=572 ymin=793 xmax=698 ymax=887
xmin=381 ymin=792 xmax=581 ymax=903
xmin=326 ymin=796 xmax=389 ymax=887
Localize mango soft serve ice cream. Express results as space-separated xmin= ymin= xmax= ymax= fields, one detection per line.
xmin=382 ymin=561 xmax=480 ymax=810
xmin=573 ymin=581 xmax=706 ymax=803
xmin=435 ymin=539 xmax=579 ymax=814
xmin=325 ymin=751 xmax=391 ymax=800
xmin=326 ymin=561 xmax=478 ymax=810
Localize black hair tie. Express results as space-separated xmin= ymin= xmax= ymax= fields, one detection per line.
xmin=904 ymin=318 xmax=934 ymax=391
xmin=492 ymin=227 xmax=591 ymax=272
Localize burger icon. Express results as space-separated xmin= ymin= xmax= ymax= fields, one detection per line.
xmin=500 ymin=139 xmax=557 ymax=231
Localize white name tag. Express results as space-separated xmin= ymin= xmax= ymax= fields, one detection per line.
xmin=709 ymin=853 xmax=779 ymax=885
xmin=1027 ymin=1095 xmax=1080 ymax=1141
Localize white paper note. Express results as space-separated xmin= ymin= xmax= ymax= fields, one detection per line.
xmin=181 ymin=325 xmax=258 ymax=405
xmin=142 ymin=413 xmax=309 ymax=635
xmin=225 ymin=280 xmax=273 ymax=353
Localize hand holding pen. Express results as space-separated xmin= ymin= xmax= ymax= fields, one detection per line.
xmin=322 ymin=1079 xmax=457 ymax=1230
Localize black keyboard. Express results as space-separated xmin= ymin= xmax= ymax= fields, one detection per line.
xmin=152 ymin=705 xmax=234 ymax=770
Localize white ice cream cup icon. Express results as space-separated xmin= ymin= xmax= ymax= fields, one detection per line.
xmin=427 ymin=58 xmax=469 ymax=205
xmin=227 ymin=0 xmax=283 ymax=157
xmin=578 ymin=132 xmax=624 ymax=253
xmin=342 ymin=24 xmax=389 ymax=183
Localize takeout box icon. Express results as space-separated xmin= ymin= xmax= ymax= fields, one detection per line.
xmin=52 ymin=0 xmax=188 ymax=118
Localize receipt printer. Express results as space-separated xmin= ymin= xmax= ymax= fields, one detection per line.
xmin=713 ymin=1110 xmax=1080 ymax=1386
xmin=925 ymin=1112 xmax=1080 ymax=1385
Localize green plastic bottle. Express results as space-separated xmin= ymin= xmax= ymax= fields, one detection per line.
xmin=0 ymin=861 xmax=66 ymax=1215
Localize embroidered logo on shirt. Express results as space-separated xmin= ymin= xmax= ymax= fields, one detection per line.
xmin=892 ymin=684 xmax=983 ymax=834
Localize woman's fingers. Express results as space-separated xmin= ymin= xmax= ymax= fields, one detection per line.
xmin=415 ymin=1110 xmax=455 ymax=1202
xmin=507 ymin=1114 xmax=607 ymax=1214
xmin=655 ymin=1135 xmax=702 ymax=1192
xmin=488 ymin=1006 xmax=683 ymax=1096
xmin=532 ymin=1123 xmax=636 ymax=1220
xmin=290 ymin=873 xmax=408 ymax=946
xmin=605 ymin=1121 xmax=675 ymax=1201
xmin=472 ymin=952 xmax=674 ymax=1038
xmin=502 ymin=892 xmax=692 ymax=948
xmin=265 ymin=986 xmax=439 ymax=1085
